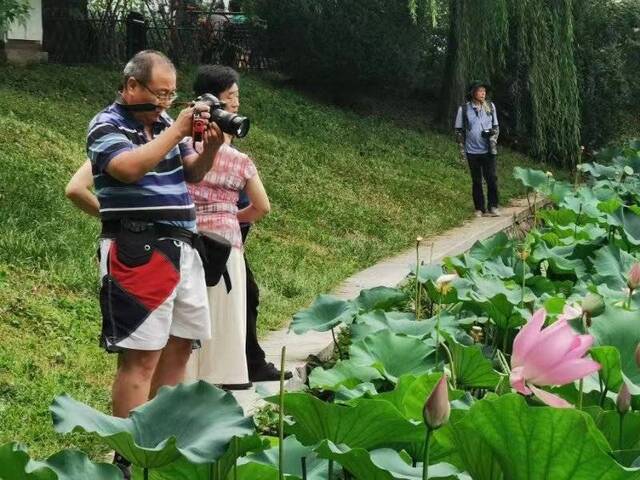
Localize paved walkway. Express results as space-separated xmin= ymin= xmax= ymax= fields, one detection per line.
xmin=232 ymin=198 xmax=535 ymax=412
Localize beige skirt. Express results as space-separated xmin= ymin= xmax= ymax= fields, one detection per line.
xmin=185 ymin=247 xmax=249 ymax=385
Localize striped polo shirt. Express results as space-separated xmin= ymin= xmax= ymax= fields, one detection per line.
xmin=87 ymin=102 xmax=197 ymax=232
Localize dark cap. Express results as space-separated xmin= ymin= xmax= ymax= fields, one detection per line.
xmin=467 ymin=80 xmax=491 ymax=99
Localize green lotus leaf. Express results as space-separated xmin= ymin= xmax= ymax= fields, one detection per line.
xmin=546 ymin=179 xmax=574 ymax=204
xmin=538 ymin=208 xmax=579 ymax=227
xmin=334 ymin=382 xmax=379 ymax=402
xmin=139 ymin=435 xmax=277 ymax=480
xmin=613 ymin=207 xmax=640 ymax=246
xmin=481 ymin=256 xmax=515 ymax=279
xmin=51 ymin=381 xmax=255 ymax=468
xmin=314 ymin=441 xmax=470 ymax=479
xmin=590 ymin=346 xmax=624 ymax=393
xmin=531 ymin=242 xmax=586 ymax=277
xmin=513 ymin=167 xmax=549 ymax=190
xmin=234 ymin=435 xmax=329 ymax=480
xmin=289 ymin=294 xmax=357 ymax=334
xmin=414 ymin=263 xmax=446 ymax=284
xmin=592 ymin=245 xmax=639 ymax=291
xmin=371 ymin=373 xmax=460 ymax=422
xmin=266 ymin=392 xmax=424 ymax=449
xmin=0 ymin=443 xmax=122 ymax=480
xmin=562 ymin=189 xmax=605 ymax=219
xmin=591 ymin=304 xmax=640 ymax=387
xmin=350 ymin=310 xmax=432 ymax=342
xmin=447 ymin=393 xmax=640 ymax=480
xmin=349 ymin=330 xmax=436 ymax=382
xmin=353 ymin=286 xmax=408 ymax=312
xmin=433 ymin=416 xmax=502 ymax=480
xmin=468 ymin=232 xmax=512 ymax=262
xmin=594 ymin=411 xmax=640 ymax=452
xmin=579 ymin=162 xmax=620 ymax=179
xmin=447 ymin=338 xmax=501 ymax=389
xmin=308 ymin=359 xmax=383 ymax=391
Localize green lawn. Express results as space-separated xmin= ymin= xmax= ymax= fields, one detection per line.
xmin=0 ymin=63 xmax=544 ymax=457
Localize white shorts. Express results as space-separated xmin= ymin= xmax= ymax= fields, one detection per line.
xmin=99 ymin=238 xmax=211 ymax=351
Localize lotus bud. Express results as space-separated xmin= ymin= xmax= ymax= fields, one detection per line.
xmin=423 ymin=375 xmax=450 ymax=430
xmin=617 ymin=383 xmax=631 ymax=415
xmin=581 ymin=293 xmax=604 ymax=319
xmin=628 ymin=263 xmax=640 ymax=292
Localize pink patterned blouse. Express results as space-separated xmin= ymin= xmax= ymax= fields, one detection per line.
xmin=188 ymin=143 xmax=257 ymax=249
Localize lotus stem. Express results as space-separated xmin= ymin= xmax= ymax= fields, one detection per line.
xmin=301 ymin=457 xmax=307 ymax=480
xmin=279 ymin=346 xmax=286 ymax=480
xmin=434 ymin=315 xmax=440 ymax=367
xmin=328 ymin=459 xmax=334 ymax=479
xmin=502 ymin=328 xmax=510 ymax=356
xmin=144 ymin=468 xmax=149 ymax=480
xmin=496 ymin=349 xmax=511 ymax=375
xmin=217 ymin=462 xmax=221 ymax=479
xmin=422 ymin=428 xmax=433 ymax=480
xmin=619 ymin=413 xmax=625 ymax=450
xmin=578 ymin=378 xmax=584 ymax=410
xmin=532 ymin=191 xmax=538 ymax=231
xmin=416 ymin=238 xmax=422 ymax=319
xmin=574 ymin=204 xmax=582 ymax=238
xmin=210 ymin=463 xmax=214 ymax=480
xmin=331 ymin=328 xmax=344 ymax=360
xmin=440 ymin=341 xmax=457 ymax=389
xmin=234 ymin=437 xmax=238 ymax=480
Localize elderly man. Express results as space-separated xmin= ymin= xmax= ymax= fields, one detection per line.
xmin=454 ymin=81 xmax=500 ymax=217
xmin=83 ymin=50 xmax=222 ymax=478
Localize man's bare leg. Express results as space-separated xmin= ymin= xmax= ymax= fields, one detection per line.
xmin=149 ymin=335 xmax=193 ymax=399
xmin=112 ymin=349 xmax=163 ymax=418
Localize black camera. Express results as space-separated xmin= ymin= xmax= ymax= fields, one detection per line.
xmin=195 ymin=93 xmax=250 ymax=138
xmin=481 ymin=129 xmax=493 ymax=139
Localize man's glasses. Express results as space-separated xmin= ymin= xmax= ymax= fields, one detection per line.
xmin=136 ymin=79 xmax=178 ymax=103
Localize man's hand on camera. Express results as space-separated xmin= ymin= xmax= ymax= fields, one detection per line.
xmin=202 ymin=122 xmax=224 ymax=157
xmin=173 ymin=104 xmax=210 ymax=138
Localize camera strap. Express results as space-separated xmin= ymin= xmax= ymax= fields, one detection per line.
xmin=115 ymin=99 xmax=160 ymax=112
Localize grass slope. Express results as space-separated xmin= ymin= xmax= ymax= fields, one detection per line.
xmin=0 ymin=64 xmax=542 ymax=456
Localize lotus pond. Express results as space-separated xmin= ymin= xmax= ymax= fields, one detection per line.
xmin=3 ymin=139 xmax=640 ymax=479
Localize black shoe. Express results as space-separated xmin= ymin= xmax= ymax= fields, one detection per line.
xmin=220 ymin=381 xmax=253 ymax=390
xmin=249 ymin=362 xmax=293 ymax=382
xmin=113 ymin=453 xmax=131 ymax=480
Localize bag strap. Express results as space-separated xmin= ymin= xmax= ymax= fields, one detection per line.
xmin=222 ymin=270 xmax=232 ymax=293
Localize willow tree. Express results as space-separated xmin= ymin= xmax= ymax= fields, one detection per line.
xmin=441 ymin=0 xmax=580 ymax=168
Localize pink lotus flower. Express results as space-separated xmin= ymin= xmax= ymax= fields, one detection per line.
xmin=510 ymin=308 xmax=600 ymax=408
xmin=423 ymin=374 xmax=450 ymax=429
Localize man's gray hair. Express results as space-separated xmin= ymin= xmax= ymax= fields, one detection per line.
xmin=122 ymin=50 xmax=175 ymax=87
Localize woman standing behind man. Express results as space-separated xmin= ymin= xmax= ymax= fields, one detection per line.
xmin=185 ymin=65 xmax=270 ymax=389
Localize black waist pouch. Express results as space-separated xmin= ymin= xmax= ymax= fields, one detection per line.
xmin=115 ymin=219 xmax=157 ymax=267
xmin=195 ymin=231 xmax=232 ymax=290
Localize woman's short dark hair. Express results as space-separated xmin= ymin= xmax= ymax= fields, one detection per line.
xmin=193 ymin=65 xmax=240 ymax=97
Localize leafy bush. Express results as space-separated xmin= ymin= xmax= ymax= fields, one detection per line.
xmin=251 ymin=0 xmax=429 ymax=89
xmin=574 ymin=0 xmax=640 ymax=149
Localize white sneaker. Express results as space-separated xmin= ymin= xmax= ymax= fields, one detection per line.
xmin=474 ymin=210 xmax=483 ymax=218
xmin=486 ymin=207 xmax=500 ymax=217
